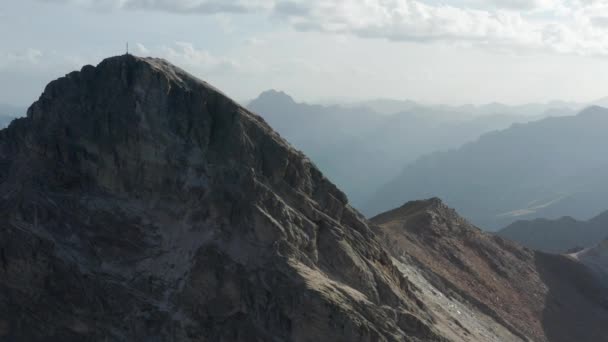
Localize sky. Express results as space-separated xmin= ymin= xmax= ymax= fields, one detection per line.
xmin=3 ymin=0 xmax=608 ymax=106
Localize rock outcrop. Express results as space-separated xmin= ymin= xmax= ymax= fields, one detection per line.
xmin=372 ymin=198 xmax=608 ymax=342
xmin=0 ymin=55 xmax=449 ymax=341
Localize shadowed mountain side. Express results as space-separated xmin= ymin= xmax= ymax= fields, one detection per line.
xmin=498 ymin=210 xmax=608 ymax=253
xmin=535 ymin=252 xmax=608 ymax=342
xmin=371 ymin=198 xmax=608 ymax=342
xmin=573 ymin=239 xmax=608 ymax=286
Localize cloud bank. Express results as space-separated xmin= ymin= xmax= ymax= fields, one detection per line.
xmin=40 ymin=0 xmax=274 ymax=13
xmin=34 ymin=0 xmax=608 ymax=56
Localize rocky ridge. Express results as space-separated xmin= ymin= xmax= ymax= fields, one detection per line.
xmin=371 ymin=198 xmax=608 ymax=342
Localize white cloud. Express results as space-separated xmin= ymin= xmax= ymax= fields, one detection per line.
xmin=134 ymin=42 xmax=150 ymax=55
xmin=273 ymin=0 xmax=608 ymax=56
xmin=215 ymin=14 xmax=235 ymax=33
xmin=0 ymin=49 xmax=44 ymax=70
xmin=35 ymin=0 xmax=608 ymax=56
xmin=158 ymin=42 xmax=241 ymax=73
xmin=469 ymin=0 xmax=563 ymax=11
xmin=40 ymin=0 xmax=274 ymax=13
xmin=0 ymin=42 xmax=270 ymax=104
xmin=0 ymin=48 xmax=91 ymax=77
xmin=246 ymin=37 xmax=267 ymax=45
xmin=0 ymin=43 xmax=258 ymax=77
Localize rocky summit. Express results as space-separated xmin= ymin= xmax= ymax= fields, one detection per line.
xmin=1 ymin=55 xmax=607 ymax=342
xmin=371 ymin=198 xmax=608 ymax=342
xmin=0 ymin=55 xmax=446 ymax=341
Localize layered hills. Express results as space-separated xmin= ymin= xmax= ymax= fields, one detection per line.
xmin=498 ymin=210 xmax=608 ymax=253
xmin=248 ymin=90 xmax=549 ymax=208
xmin=365 ymin=106 xmax=608 ymax=230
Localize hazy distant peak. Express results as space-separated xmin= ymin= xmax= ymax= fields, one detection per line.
xmin=555 ymin=216 xmax=580 ymax=223
xmin=577 ymin=105 xmax=608 ymax=117
xmin=498 ymin=209 xmax=608 ymax=253
xmin=590 ymin=210 xmax=608 ymax=224
xmin=252 ymin=89 xmax=296 ymax=106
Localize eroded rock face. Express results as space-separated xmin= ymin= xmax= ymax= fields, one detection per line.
xmin=372 ymin=199 xmax=608 ymax=342
xmin=0 ymin=56 xmax=445 ymax=341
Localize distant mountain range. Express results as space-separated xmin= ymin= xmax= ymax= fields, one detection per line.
xmin=498 ymin=210 xmax=608 ymax=253
xmin=364 ymin=106 xmax=608 ymax=230
xmin=349 ymin=98 xmax=581 ymax=117
xmin=248 ymin=90 xmax=572 ymax=207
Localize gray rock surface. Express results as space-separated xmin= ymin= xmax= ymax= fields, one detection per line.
xmin=0 ymin=55 xmax=446 ymax=341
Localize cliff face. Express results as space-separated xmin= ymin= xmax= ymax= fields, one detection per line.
xmin=0 ymin=55 xmax=446 ymax=341
xmin=372 ymin=198 xmax=608 ymax=342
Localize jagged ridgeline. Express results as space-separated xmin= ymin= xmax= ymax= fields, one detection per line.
xmin=0 ymin=55 xmax=445 ymax=341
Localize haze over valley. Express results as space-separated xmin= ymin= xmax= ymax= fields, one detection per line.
xmin=247 ymin=90 xmax=582 ymax=209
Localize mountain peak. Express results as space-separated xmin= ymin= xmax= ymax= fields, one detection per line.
xmin=5 ymin=54 xmax=352 ymax=207
xmin=40 ymin=54 xmax=228 ymax=102
xmin=370 ymin=197 xmax=452 ymax=225
xmin=373 ymin=196 xmax=608 ymax=342
xmin=578 ymin=105 xmax=608 ymax=117
xmin=19 ymin=54 xmax=260 ymax=193
xmin=499 ymin=209 xmax=608 ymax=253
xmin=250 ymin=89 xmax=296 ymax=107
xmin=0 ymin=56 xmax=450 ymax=341
xmin=30 ymin=54 xmax=230 ymax=124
